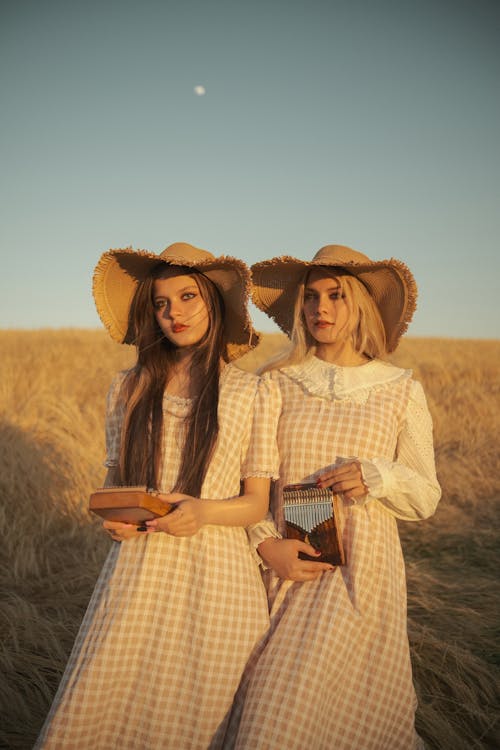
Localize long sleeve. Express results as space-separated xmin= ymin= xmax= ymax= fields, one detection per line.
xmin=359 ymin=380 xmax=441 ymax=521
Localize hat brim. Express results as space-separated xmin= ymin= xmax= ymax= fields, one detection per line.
xmin=251 ymin=255 xmax=417 ymax=353
xmin=93 ymin=246 xmax=260 ymax=361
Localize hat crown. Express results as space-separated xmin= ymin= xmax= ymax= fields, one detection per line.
xmin=159 ymin=243 xmax=215 ymax=265
xmin=313 ymin=245 xmax=370 ymax=265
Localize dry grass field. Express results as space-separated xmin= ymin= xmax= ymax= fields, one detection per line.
xmin=0 ymin=330 xmax=499 ymax=749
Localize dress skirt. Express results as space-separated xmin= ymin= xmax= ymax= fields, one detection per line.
xmin=36 ymin=364 xmax=278 ymax=749
xmin=36 ymin=528 xmax=269 ymax=749
xmin=227 ymin=361 xmax=436 ymax=750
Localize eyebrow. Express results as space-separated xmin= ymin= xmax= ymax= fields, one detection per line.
xmin=154 ymin=284 xmax=199 ymax=298
xmin=305 ymin=284 xmax=341 ymax=291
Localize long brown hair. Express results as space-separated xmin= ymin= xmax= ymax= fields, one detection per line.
xmin=118 ymin=263 xmax=227 ymax=496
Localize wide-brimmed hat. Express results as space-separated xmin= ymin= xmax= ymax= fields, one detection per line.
xmin=251 ymin=244 xmax=417 ymax=352
xmin=93 ymin=242 xmax=260 ymax=361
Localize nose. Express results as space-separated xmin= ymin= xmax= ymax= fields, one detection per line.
xmin=157 ymin=302 xmax=179 ymax=320
xmin=315 ymin=294 xmax=329 ymax=315
xmin=166 ymin=301 xmax=182 ymax=320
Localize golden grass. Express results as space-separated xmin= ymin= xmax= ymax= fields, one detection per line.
xmin=1 ymin=330 xmax=499 ymax=748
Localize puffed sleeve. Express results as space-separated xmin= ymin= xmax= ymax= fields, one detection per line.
xmin=245 ymin=372 xmax=283 ymax=564
xmin=358 ymin=380 xmax=441 ymax=521
xmin=240 ymin=372 xmax=281 ymax=480
xmin=103 ymin=371 xmax=127 ymax=468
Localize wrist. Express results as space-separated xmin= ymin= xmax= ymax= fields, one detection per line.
xmin=193 ymin=498 xmax=210 ymax=527
xmin=257 ymin=536 xmax=280 ymax=558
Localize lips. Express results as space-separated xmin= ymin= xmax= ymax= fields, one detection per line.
xmin=172 ymin=323 xmax=188 ymax=333
xmin=314 ymin=320 xmax=333 ymax=328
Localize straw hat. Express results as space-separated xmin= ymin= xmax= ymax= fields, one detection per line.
xmin=93 ymin=242 xmax=260 ymax=361
xmin=251 ymin=244 xmax=417 ymax=352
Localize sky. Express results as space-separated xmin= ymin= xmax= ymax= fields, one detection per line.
xmin=1 ymin=0 xmax=499 ymax=338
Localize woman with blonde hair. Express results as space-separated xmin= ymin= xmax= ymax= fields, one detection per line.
xmin=229 ymin=244 xmax=441 ymax=749
xmin=36 ymin=242 xmax=278 ymax=749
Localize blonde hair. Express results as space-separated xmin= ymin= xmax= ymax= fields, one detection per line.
xmin=260 ymin=268 xmax=387 ymax=373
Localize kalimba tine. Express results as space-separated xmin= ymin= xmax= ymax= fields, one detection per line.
xmin=282 ymin=483 xmax=346 ymax=566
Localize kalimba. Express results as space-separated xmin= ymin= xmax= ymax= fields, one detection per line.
xmin=283 ymin=483 xmax=345 ymax=566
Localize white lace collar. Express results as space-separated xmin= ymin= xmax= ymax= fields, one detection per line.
xmin=281 ymin=356 xmax=411 ymax=403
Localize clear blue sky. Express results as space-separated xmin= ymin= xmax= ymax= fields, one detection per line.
xmin=1 ymin=0 xmax=499 ymax=338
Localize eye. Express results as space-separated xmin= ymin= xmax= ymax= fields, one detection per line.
xmin=303 ymin=291 xmax=316 ymax=301
xmin=181 ymin=292 xmax=197 ymax=301
xmin=154 ymin=299 xmax=167 ymax=310
xmin=330 ymin=291 xmax=343 ymax=301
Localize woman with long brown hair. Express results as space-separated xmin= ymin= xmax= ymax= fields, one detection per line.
xmin=36 ymin=243 xmax=278 ymax=749
xmin=228 ymin=244 xmax=441 ymax=749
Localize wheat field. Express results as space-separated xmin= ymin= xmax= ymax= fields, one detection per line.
xmin=0 ymin=330 xmax=499 ymax=749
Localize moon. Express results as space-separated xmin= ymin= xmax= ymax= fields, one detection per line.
xmin=194 ymin=85 xmax=206 ymax=96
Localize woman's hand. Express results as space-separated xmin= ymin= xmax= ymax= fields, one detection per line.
xmin=317 ymin=460 xmax=368 ymax=501
xmin=257 ymin=538 xmax=334 ymax=581
xmin=146 ymin=494 xmax=206 ymax=537
xmin=103 ymin=520 xmax=146 ymax=542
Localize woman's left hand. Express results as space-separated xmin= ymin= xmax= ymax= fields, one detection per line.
xmin=146 ymin=494 xmax=206 ymax=537
xmin=317 ymin=460 xmax=368 ymax=502
xmin=103 ymin=520 xmax=146 ymax=542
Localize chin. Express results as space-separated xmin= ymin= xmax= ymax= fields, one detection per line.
xmin=310 ymin=331 xmax=338 ymax=345
xmin=172 ymin=336 xmax=202 ymax=348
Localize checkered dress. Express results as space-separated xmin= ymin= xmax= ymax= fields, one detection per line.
xmin=228 ymin=358 xmax=439 ymax=750
xmin=35 ymin=365 xmax=278 ymax=750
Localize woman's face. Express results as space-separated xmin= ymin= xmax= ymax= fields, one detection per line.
xmin=302 ymin=269 xmax=354 ymax=346
xmin=153 ymin=272 xmax=210 ymax=348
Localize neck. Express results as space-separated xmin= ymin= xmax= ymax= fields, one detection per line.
xmin=166 ymin=350 xmax=195 ymax=397
xmin=314 ymin=341 xmax=369 ymax=366
xmin=166 ymin=353 xmax=225 ymax=398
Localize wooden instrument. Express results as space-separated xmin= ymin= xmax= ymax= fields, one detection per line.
xmin=282 ymin=483 xmax=345 ymax=566
xmin=89 ymin=486 xmax=173 ymax=525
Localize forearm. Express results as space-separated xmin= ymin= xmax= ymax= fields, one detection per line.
xmin=357 ymin=380 xmax=441 ymax=521
xmin=155 ymin=476 xmax=271 ymax=534
xmin=359 ymin=457 xmax=441 ymax=521
xmin=198 ymin=491 xmax=269 ymax=527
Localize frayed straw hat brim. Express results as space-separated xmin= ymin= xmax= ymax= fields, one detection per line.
xmin=251 ymin=245 xmax=417 ymax=353
xmin=93 ymin=243 xmax=259 ymax=361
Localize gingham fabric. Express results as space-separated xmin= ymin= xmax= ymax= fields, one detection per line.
xmin=35 ymin=364 xmax=278 ymax=750
xmin=227 ymin=358 xmax=439 ymax=750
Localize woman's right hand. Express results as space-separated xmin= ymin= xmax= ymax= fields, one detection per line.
xmin=257 ymin=538 xmax=334 ymax=581
xmin=103 ymin=520 xmax=146 ymax=542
